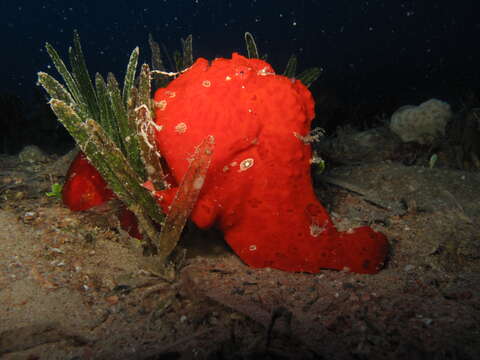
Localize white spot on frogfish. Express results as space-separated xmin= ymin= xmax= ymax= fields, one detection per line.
xmin=310 ymin=222 xmax=327 ymax=237
xmin=154 ymin=99 xmax=167 ymax=111
xmin=239 ymin=158 xmax=254 ymax=172
xmin=175 ymin=122 xmax=187 ymax=133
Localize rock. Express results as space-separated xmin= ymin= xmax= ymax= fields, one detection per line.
xmin=390 ymin=98 xmax=452 ymax=144
xmin=17 ymin=144 xmax=48 ymax=163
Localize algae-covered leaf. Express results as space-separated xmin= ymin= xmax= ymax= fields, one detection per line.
xmin=48 ymin=99 xmax=90 ymax=145
xmin=244 ymin=32 xmax=259 ymax=59
xmin=69 ymin=30 xmax=100 ymax=120
xmin=181 ymin=34 xmax=193 ymax=68
xmin=95 ymin=73 xmax=120 ymax=145
xmin=158 ymin=135 xmax=215 ymax=260
xmin=149 ymin=34 xmax=171 ymax=89
xmin=149 ymin=33 xmax=164 ymax=72
xmin=173 ymin=50 xmax=183 ymax=73
xmin=37 ymin=72 xmax=74 ymax=106
xmin=137 ymin=64 xmax=152 ymax=110
xmin=135 ymin=102 xmax=165 ymax=190
xmin=131 ymin=64 xmax=157 ymax=181
xmin=107 ymin=72 xmax=129 ymax=154
xmin=45 ymin=43 xmax=82 ymax=106
xmin=283 ymin=54 xmax=297 ymax=78
xmin=123 ymin=47 xmax=139 ymax=104
xmin=298 ymin=67 xmax=323 ymax=88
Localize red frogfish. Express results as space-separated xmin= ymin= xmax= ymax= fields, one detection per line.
xmin=62 ymin=152 xmax=114 ymax=211
xmin=62 ymin=151 xmax=142 ymax=239
xmin=151 ymin=53 xmax=388 ymax=274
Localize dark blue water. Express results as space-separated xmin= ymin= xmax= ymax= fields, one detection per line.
xmin=1 ymin=0 xmax=478 ymax=153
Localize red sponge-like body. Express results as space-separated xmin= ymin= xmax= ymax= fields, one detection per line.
xmin=153 ymin=53 xmax=388 ymax=274
xmin=62 ymin=152 xmax=141 ymax=239
xmin=62 ymin=152 xmax=115 ymax=211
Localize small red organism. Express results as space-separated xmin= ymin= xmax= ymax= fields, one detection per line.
xmin=152 ymin=53 xmax=388 ymax=274
xmin=62 ymin=152 xmax=115 ymax=211
xmin=62 ymin=152 xmax=142 ymax=239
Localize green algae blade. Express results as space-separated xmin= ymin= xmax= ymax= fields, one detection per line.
xmin=148 ymin=34 xmax=171 ymax=89
xmin=123 ymin=47 xmax=139 ymax=104
xmin=149 ymin=34 xmax=164 ymax=72
xmin=173 ymin=50 xmax=183 ymax=73
xmin=45 ymin=43 xmax=82 ymax=106
xmin=283 ymin=55 xmax=298 ymax=78
xmin=48 ymin=99 xmax=89 ymax=145
xmin=69 ymin=30 xmax=100 ymax=120
xmin=37 ymin=72 xmax=74 ymax=106
xmin=134 ymin=99 xmax=165 ymax=191
xmin=94 ymin=73 xmax=120 ymax=145
xmin=181 ymin=34 xmax=193 ymax=68
xmin=107 ymin=72 xmax=129 ymax=154
xmin=138 ymin=64 xmax=152 ymax=110
xmin=112 ymin=58 xmax=145 ymax=179
xmin=298 ymin=67 xmax=323 ymax=88
xmin=158 ymin=135 xmax=215 ymax=261
xmin=128 ymin=63 xmax=156 ymax=181
xmin=244 ymin=32 xmax=259 ymax=59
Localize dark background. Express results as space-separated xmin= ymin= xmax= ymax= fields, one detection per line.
xmin=1 ymin=0 xmax=479 ymax=153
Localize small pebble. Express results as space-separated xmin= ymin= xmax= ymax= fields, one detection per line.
xmin=421 ymin=318 xmax=433 ymax=326
xmin=18 ymin=145 xmax=48 ymax=163
xmin=105 ymin=295 xmax=119 ymax=305
xmin=404 ymin=264 xmax=415 ymax=272
xmin=23 ymin=211 xmax=37 ymax=222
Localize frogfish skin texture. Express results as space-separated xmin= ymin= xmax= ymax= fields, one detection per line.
xmin=152 ymin=53 xmax=388 ymax=274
